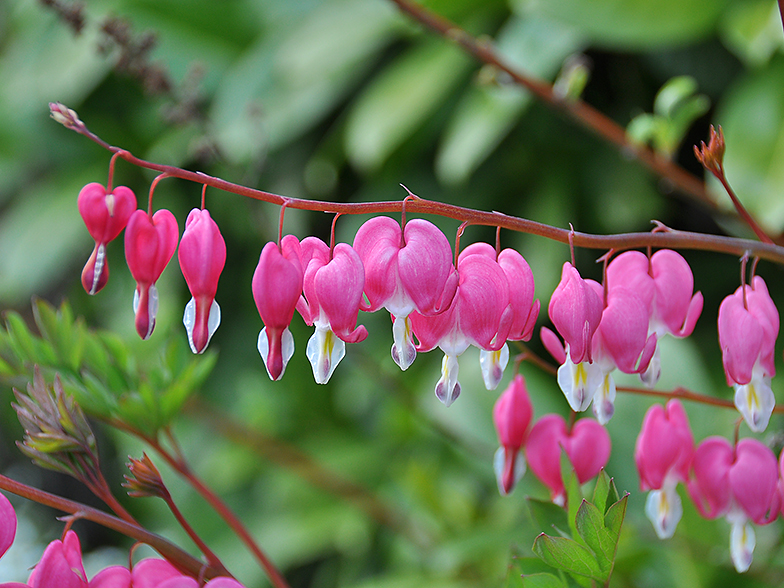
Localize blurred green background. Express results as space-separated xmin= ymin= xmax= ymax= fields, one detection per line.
xmin=1 ymin=0 xmax=784 ymax=586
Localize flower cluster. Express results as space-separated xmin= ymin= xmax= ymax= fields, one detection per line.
xmin=251 ymin=216 xmax=539 ymax=401
xmin=635 ymin=399 xmax=783 ymax=573
xmin=0 ymin=492 xmax=243 ymax=588
xmin=491 ymin=375 xmax=610 ymax=504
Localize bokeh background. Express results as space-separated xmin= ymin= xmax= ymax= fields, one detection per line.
xmin=1 ymin=0 xmax=784 ymax=586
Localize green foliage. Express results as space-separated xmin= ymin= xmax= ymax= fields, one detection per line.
xmin=518 ymin=471 xmax=628 ymax=588
xmin=0 ymin=299 xmax=216 ymax=436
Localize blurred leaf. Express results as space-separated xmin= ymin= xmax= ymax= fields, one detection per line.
xmin=711 ymin=54 xmax=784 ymax=233
xmin=513 ymin=0 xmax=729 ymax=49
xmin=521 ymin=572 xmax=565 ymax=588
xmin=527 ymin=497 xmax=570 ymax=536
xmin=345 ymin=38 xmax=473 ymax=172
xmin=436 ymin=15 xmax=582 ymax=184
xmin=720 ymin=0 xmax=784 ymax=67
xmin=532 ymin=534 xmax=603 ymax=581
xmin=604 ymin=493 xmax=629 ymax=539
xmin=574 ymin=500 xmax=614 ymax=572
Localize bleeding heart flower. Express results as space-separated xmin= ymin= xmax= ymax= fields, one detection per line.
xmin=0 ymin=492 xmax=16 ymax=562
xmin=296 ymin=237 xmax=368 ymax=384
xmin=178 ymin=208 xmax=226 ymax=354
xmin=492 ymin=375 xmax=533 ymax=495
xmin=27 ymin=531 xmax=87 ymax=588
xmin=252 ymin=236 xmax=304 ymax=381
xmin=718 ymin=276 xmax=779 ymax=433
xmin=77 ymin=183 xmax=137 ymax=295
xmin=124 ymin=209 xmax=179 ymax=340
xmin=524 ymin=414 xmax=610 ymax=505
xmin=353 ymin=216 xmax=457 ymax=370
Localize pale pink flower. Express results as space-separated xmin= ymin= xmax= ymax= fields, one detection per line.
xmin=492 ymin=375 xmax=533 ymax=495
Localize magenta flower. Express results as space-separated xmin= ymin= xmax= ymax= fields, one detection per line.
xmin=124 ymin=209 xmax=179 ymax=340
xmin=635 ymin=400 xmax=694 ymax=538
xmin=0 ymin=492 xmax=16 ymax=563
xmin=252 ymin=236 xmax=303 ymax=381
xmin=27 ymin=531 xmax=87 ymax=588
xmin=524 ymin=414 xmax=610 ymax=505
xmin=77 ymin=182 xmax=137 ymax=295
xmin=718 ymin=276 xmax=779 ymax=432
xmin=296 ymin=237 xmax=368 ymax=384
xmin=687 ymin=437 xmax=780 ymax=572
xmin=409 ymin=252 xmax=513 ymax=406
xmin=606 ymin=250 xmax=703 ymax=386
xmin=353 ymin=216 xmax=457 ymax=370
xmin=492 ymin=375 xmax=533 ymax=495
xmin=458 ymin=243 xmax=539 ymax=390
xmin=178 ymin=208 xmax=226 ymax=354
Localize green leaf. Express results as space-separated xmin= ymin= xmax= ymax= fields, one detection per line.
xmin=532 ymin=534 xmax=603 ymax=581
xmin=345 ymin=38 xmax=473 ymax=172
xmin=604 ymin=493 xmax=629 ymax=540
xmin=654 ymin=76 xmax=699 ymax=118
xmin=527 ymin=497 xmax=570 ymax=536
xmin=574 ymin=500 xmax=614 ymax=575
xmin=565 ymin=470 xmax=583 ymax=544
xmin=521 ymin=573 xmax=566 ymax=588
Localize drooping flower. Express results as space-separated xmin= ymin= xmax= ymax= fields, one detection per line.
xmin=635 ymin=400 xmax=694 ymax=538
xmin=353 ymin=216 xmax=458 ymax=370
xmin=492 ymin=375 xmax=533 ymax=495
xmin=124 ymin=209 xmax=179 ymax=340
xmin=409 ymin=252 xmax=513 ymax=406
xmin=524 ymin=414 xmax=610 ymax=505
xmin=606 ymin=250 xmax=703 ymax=386
xmin=0 ymin=492 xmax=16 ymax=563
xmin=458 ymin=243 xmax=539 ymax=390
xmin=178 ymin=208 xmax=226 ymax=354
xmin=718 ymin=276 xmax=779 ymax=433
xmin=27 ymin=531 xmax=87 ymax=588
xmin=296 ymin=237 xmax=368 ymax=384
xmin=77 ymin=183 xmax=137 ymax=295
xmin=252 ymin=236 xmax=303 ymax=381
xmin=687 ymin=437 xmax=780 ymax=572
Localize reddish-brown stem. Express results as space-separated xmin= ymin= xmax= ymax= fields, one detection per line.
xmin=387 ymin=0 xmax=715 ymax=210
xmin=148 ymin=173 xmax=170 ymax=217
xmin=0 ymin=473 xmax=229 ymax=579
xmin=107 ymin=150 xmax=124 ymax=192
xmin=162 ymin=493 xmax=227 ymax=574
xmin=779 ymin=1 xmax=784 ymax=42
xmin=712 ymin=164 xmax=774 ymax=244
xmin=59 ymin=115 xmax=784 ymax=265
xmin=200 ymin=184 xmax=207 ymax=210
xmin=109 ymin=422 xmax=290 ymax=588
xmin=616 ymin=384 xmax=784 ymax=413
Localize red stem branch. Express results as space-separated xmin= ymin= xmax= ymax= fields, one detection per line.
xmin=0 ymin=473 xmax=229 ymax=579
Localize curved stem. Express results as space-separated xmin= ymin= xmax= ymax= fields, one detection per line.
xmin=0 ymin=473 xmax=229 ymax=579
xmin=617 ymin=384 xmax=784 ymax=413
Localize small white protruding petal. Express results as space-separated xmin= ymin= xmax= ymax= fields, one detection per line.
xmin=734 ymin=376 xmax=775 ymax=433
xmin=183 ymin=298 xmax=221 ymax=354
xmin=592 ymin=372 xmax=616 ymax=425
xmin=391 ymin=315 xmax=416 ymax=371
xmin=493 ymin=446 xmax=526 ymax=496
xmin=480 ymin=343 xmax=510 ymax=391
xmin=435 ymin=353 xmax=461 ymax=407
xmin=306 ymin=326 xmax=345 ymax=384
xmin=644 ymin=484 xmax=682 ymax=539
xmin=729 ymin=518 xmax=755 ymax=573
xmin=90 ymin=244 xmax=106 ymax=295
xmin=257 ymin=326 xmax=295 ymax=381
xmin=640 ymin=345 xmax=661 ymax=388
xmin=557 ymin=356 xmax=602 ymax=412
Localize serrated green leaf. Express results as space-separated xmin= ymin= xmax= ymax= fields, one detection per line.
xmin=604 ymin=493 xmax=629 ymax=539
xmin=574 ymin=500 xmax=614 ymax=575
xmin=532 ymin=534 xmax=603 ymax=581
xmin=521 ymin=572 xmax=565 ymax=588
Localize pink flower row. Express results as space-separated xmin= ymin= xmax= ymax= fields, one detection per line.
xmin=0 ymin=493 xmax=242 ymax=588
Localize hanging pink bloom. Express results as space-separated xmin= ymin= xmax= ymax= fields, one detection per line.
xmin=687 ymin=437 xmax=780 ymax=572
xmin=77 ymin=183 xmax=137 ymax=295
xmin=606 ymin=250 xmax=703 ymax=386
xmin=124 ymin=209 xmax=179 ymax=340
xmin=296 ymin=237 xmax=368 ymax=384
xmin=0 ymin=492 xmax=16 ymax=562
xmin=178 ymin=208 xmax=226 ymax=354
xmin=128 ymin=559 xmax=184 ymax=588
xmin=718 ymin=276 xmax=779 ymax=433
xmin=458 ymin=243 xmax=539 ymax=390
xmin=524 ymin=414 xmax=610 ymax=505
xmin=353 ymin=216 xmax=457 ymax=370
xmin=27 ymin=531 xmax=87 ymax=588
xmin=252 ymin=236 xmax=303 ymax=381
xmin=409 ymin=252 xmax=513 ymax=406
xmin=492 ymin=375 xmax=533 ymax=495
xmin=635 ymin=400 xmax=694 ymax=538
xmin=549 ymin=262 xmax=603 ymax=365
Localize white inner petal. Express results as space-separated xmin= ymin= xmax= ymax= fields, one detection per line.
xmin=306 ymin=326 xmax=346 ymax=384
xmin=480 ymin=343 xmax=509 ymax=391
